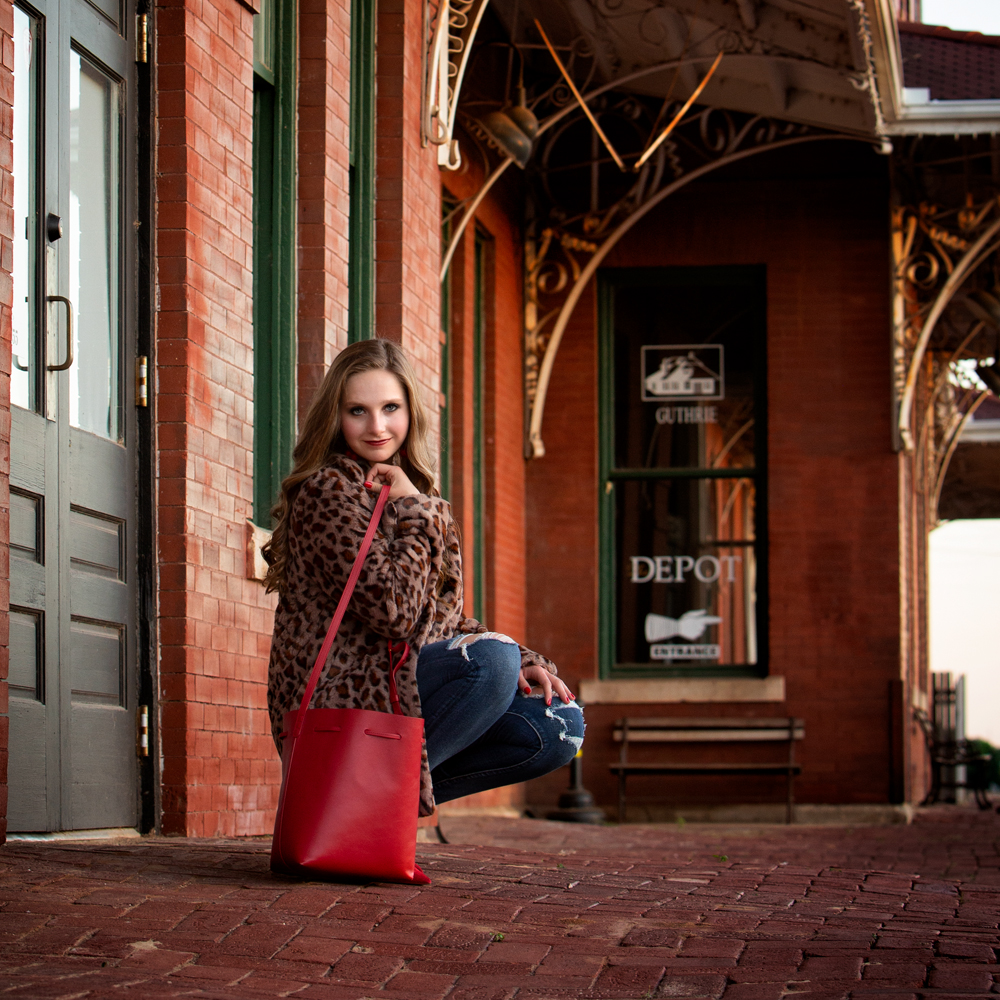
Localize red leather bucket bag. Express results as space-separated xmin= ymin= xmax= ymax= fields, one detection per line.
xmin=270 ymin=483 xmax=430 ymax=885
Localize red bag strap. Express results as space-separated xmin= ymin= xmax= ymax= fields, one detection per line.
xmin=292 ymin=482 xmax=410 ymax=737
xmin=387 ymin=639 xmax=410 ymax=716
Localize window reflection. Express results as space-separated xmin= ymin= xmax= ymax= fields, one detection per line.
xmin=69 ymin=50 xmax=120 ymax=440
xmin=616 ymin=477 xmax=757 ymax=667
xmin=614 ymin=283 xmax=758 ymax=472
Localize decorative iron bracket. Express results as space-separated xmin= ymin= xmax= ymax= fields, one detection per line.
xmin=522 ymin=112 xmax=869 ymax=458
xmin=886 ymin=165 xmax=1000 ymax=523
xmin=893 ymin=203 xmax=1000 ymax=451
xmin=440 ymin=56 xmax=735 ymax=285
xmin=423 ymin=0 xmax=490 ymax=171
xmin=438 ymin=40 xmax=887 ymax=458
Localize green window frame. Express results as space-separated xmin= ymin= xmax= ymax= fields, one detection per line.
xmin=598 ymin=266 xmax=769 ymax=679
xmin=472 ymin=231 xmax=487 ymax=624
xmin=437 ymin=214 xmax=488 ymax=621
xmin=253 ymin=0 xmax=297 ymax=525
xmin=348 ymin=0 xmax=375 ymax=343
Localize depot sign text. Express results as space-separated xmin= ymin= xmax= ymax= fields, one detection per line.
xmin=630 ymin=555 xmax=742 ymax=584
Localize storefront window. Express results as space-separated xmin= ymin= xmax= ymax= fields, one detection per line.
xmin=599 ymin=267 xmax=767 ymax=676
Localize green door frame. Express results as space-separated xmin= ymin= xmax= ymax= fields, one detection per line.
xmin=252 ymin=0 xmax=297 ymax=524
xmin=348 ymin=0 xmax=375 ymax=343
xmin=472 ymin=231 xmax=487 ymax=624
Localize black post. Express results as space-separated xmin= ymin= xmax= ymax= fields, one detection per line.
xmin=546 ymin=749 xmax=605 ymax=824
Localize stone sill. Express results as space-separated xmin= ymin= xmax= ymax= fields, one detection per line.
xmin=578 ymin=675 xmax=785 ymax=704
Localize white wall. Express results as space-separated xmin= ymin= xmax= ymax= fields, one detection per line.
xmin=929 ymin=519 xmax=1000 ymax=745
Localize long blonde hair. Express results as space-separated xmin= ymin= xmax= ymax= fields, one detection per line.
xmin=263 ymin=339 xmax=437 ymax=594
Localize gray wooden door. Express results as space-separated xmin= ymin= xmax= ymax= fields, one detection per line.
xmin=8 ymin=0 xmax=139 ymax=832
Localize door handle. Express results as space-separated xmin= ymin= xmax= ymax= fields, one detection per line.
xmin=46 ymin=295 xmax=73 ymax=371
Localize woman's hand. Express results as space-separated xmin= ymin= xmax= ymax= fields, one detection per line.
xmin=519 ymin=664 xmax=575 ymax=706
xmin=366 ymin=463 xmax=420 ymax=500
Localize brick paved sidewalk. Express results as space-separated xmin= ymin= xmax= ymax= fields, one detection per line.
xmin=1 ymin=806 xmax=998 ymax=999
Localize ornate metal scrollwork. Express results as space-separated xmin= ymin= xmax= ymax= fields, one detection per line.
xmin=893 ymin=197 xmax=1000 ymax=442
xmin=524 ymin=227 xmax=597 ymax=416
xmin=891 ymin=190 xmax=1000 ymax=520
xmin=424 ymin=0 xmax=491 ymax=170
xmin=522 ymin=99 xmax=864 ymax=457
xmin=440 ymin=17 xmax=881 ymax=457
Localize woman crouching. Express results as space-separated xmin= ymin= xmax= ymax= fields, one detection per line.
xmin=263 ymin=339 xmax=584 ymax=816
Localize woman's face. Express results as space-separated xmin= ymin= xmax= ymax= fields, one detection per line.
xmin=341 ymin=369 xmax=411 ymax=464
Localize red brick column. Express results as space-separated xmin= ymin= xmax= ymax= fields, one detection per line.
xmin=0 ymin=0 xmax=12 ymax=842
xmin=375 ymin=0 xmax=441 ymax=444
xmin=445 ymin=227 xmax=477 ymax=612
xmin=155 ymin=0 xmax=280 ymax=836
xmin=439 ymin=168 xmax=530 ymax=815
xmin=442 ymin=169 xmax=529 ymax=644
xmin=297 ymin=0 xmax=351 ymax=417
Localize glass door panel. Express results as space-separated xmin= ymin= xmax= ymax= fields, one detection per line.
xmin=616 ymin=477 xmax=758 ymax=667
xmin=69 ymin=49 xmax=120 ymax=441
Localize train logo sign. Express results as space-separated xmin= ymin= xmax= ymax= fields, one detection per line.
xmin=641 ymin=345 xmax=724 ymax=402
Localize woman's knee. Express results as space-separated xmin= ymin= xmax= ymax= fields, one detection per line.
xmin=447 ymin=633 xmax=521 ymax=687
xmin=511 ymin=695 xmax=584 ymax=771
xmin=544 ymin=700 xmax=585 ymax=766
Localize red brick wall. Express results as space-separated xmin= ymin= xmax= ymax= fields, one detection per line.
xmin=375 ymin=0 xmax=440 ymax=448
xmin=0 ymin=0 xmax=12 ymax=843
xmin=297 ymin=0 xmax=351 ymax=417
xmin=755 ymin=165 xmax=900 ymax=806
xmin=439 ymin=166 xmax=530 ymax=811
xmin=526 ymin=147 xmax=915 ymax=810
xmin=525 ymin=280 xmax=600 ymax=694
xmin=445 ymin=227 xmax=477 ymax=613
xmin=481 ymin=201 xmax=527 ymax=637
xmin=522 ymin=278 xmax=600 ymax=812
xmin=441 ymin=169 xmax=528 ymax=644
xmin=155 ymin=0 xmax=280 ymax=836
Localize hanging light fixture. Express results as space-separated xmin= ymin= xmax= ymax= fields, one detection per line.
xmin=475 ymin=46 xmax=538 ymax=169
xmin=479 ymin=107 xmax=533 ymax=167
xmin=507 ymin=84 xmax=539 ymax=143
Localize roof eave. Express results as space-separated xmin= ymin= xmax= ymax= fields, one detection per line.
xmin=886 ymin=99 xmax=1000 ymax=135
xmin=866 ymin=0 xmax=1000 ymax=135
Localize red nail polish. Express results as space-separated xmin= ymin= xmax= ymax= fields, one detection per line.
xmin=364 ymin=481 xmax=373 ymax=488
xmin=546 ymin=698 xmax=552 ymax=706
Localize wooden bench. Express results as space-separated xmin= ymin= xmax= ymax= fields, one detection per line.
xmin=609 ymin=717 xmax=805 ymax=824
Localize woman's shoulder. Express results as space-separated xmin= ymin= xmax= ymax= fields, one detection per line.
xmin=303 ymin=454 xmax=363 ymax=492
xmin=294 ymin=455 xmax=367 ymax=513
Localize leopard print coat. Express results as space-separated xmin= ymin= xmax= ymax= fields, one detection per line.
xmin=267 ymin=452 xmax=557 ymax=816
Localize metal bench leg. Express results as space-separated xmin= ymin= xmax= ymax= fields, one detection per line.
xmin=922 ymin=761 xmax=941 ymax=806
xmin=786 ymin=717 xmax=796 ymax=824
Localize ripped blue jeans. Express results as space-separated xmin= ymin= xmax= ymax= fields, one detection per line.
xmin=416 ymin=634 xmax=585 ymax=804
